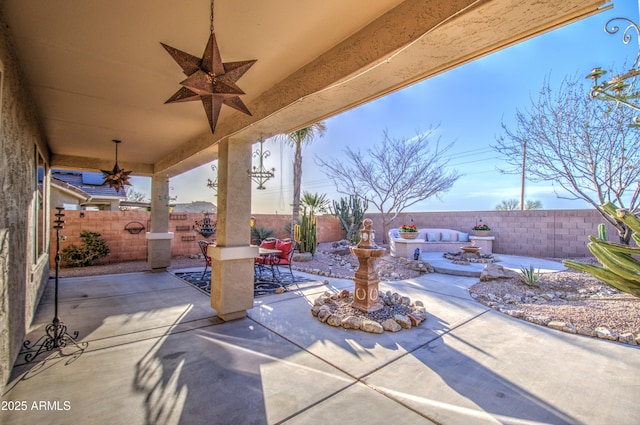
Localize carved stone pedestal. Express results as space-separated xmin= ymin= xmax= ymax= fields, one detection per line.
xmin=350 ymin=248 xmax=385 ymax=312
xmin=349 ymin=218 xmax=386 ymax=313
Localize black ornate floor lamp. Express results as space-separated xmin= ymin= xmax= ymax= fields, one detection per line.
xmin=22 ymin=207 xmax=86 ymax=362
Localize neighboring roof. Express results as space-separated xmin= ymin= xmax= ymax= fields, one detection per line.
xmin=172 ymin=201 xmax=217 ymax=214
xmin=50 ymin=177 xmax=91 ymax=201
xmin=52 ymin=170 xmax=126 ymax=199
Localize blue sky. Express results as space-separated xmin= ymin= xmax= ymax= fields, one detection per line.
xmin=133 ymin=1 xmax=640 ymax=213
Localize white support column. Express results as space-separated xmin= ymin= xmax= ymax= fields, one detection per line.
xmin=209 ymin=137 xmax=258 ymax=320
xmin=146 ymin=174 xmax=174 ymax=271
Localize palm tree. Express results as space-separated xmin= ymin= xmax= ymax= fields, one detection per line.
xmin=300 ymin=191 xmax=330 ymax=215
xmin=279 ymin=122 xmax=326 ymax=225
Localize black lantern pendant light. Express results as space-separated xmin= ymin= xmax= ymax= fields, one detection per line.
xmin=247 ymin=139 xmax=275 ymax=190
xmin=101 ymin=139 xmax=132 ymax=192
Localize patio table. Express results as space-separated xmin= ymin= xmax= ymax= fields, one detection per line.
xmin=257 ymin=247 xmax=282 ymax=282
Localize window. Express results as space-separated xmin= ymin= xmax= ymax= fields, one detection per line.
xmin=35 ymin=148 xmax=47 ymax=261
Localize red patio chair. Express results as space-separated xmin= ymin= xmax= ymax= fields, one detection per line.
xmin=269 ymin=238 xmax=296 ymax=281
xmin=255 ymin=238 xmax=277 ymax=277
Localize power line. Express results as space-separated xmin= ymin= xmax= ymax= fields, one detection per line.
xmin=443 ymin=147 xmax=494 ymax=160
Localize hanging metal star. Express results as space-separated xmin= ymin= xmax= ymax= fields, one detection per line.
xmin=101 ymin=164 xmax=132 ymax=192
xmin=161 ymin=32 xmax=256 ymax=133
xmin=101 ymin=140 xmax=132 ymax=192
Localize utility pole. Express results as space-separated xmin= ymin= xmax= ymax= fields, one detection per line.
xmin=520 ymin=139 xmax=527 ymax=211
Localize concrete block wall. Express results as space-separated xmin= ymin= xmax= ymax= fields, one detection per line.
xmin=252 ymin=214 xmax=342 ymax=243
xmin=368 ymin=209 xmax=618 ymax=258
xmin=51 ymin=210 xmax=150 ymax=266
xmin=51 ymin=209 xmax=617 ymax=265
xmin=50 ymin=211 xmax=343 ymax=266
xmin=50 ymin=210 xmax=200 ymax=266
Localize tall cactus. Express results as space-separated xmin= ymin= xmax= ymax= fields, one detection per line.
xmin=563 ymin=202 xmax=640 ymax=297
xmin=331 ymin=196 xmax=368 ymax=243
xmin=295 ymin=207 xmax=317 ymax=255
xmin=598 ymin=223 xmax=607 ymax=241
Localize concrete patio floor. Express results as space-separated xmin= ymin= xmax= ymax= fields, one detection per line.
xmin=422 ymin=251 xmax=567 ymax=277
xmin=1 ymin=263 xmax=639 ymax=425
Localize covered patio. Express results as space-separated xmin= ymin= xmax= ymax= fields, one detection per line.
xmin=2 ymin=269 xmax=638 ymax=424
xmin=0 ymin=0 xmax=613 ymax=394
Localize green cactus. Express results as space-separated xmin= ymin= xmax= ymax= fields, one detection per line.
xmin=330 ymin=196 xmax=368 ymax=243
xmin=598 ymin=223 xmax=607 ymax=241
xmin=295 ymin=207 xmax=317 ymax=255
xmin=563 ymin=202 xmax=640 ymax=297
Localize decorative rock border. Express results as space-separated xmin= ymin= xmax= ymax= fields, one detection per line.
xmin=311 ymin=289 xmax=427 ymax=333
xmin=444 ymin=251 xmax=497 ymax=265
xmin=477 ymin=293 xmax=640 ymax=346
xmin=293 ymin=265 xmax=352 ymax=280
xmin=293 ymin=258 xmax=432 ymax=281
xmin=394 ymin=257 xmax=434 ymax=274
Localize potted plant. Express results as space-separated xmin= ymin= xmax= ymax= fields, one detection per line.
xmin=472 ymin=224 xmax=491 ymax=236
xmin=399 ymin=224 xmax=419 ymax=239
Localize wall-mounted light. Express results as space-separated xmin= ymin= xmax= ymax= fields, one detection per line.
xmin=193 ymin=212 xmax=216 ymax=238
xmin=158 ymin=185 xmax=177 ymax=207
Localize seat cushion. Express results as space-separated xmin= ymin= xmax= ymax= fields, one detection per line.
xmin=276 ymin=239 xmax=293 ymax=259
xmin=273 ymin=257 xmax=290 ymax=265
xmin=260 ymin=239 xmax=277 ymax=249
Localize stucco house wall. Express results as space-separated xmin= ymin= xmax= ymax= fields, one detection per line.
xmin=0 ymin=13 xmax=50 ymax=389
xmin=50 ymin=187 xmax=86 ymax=210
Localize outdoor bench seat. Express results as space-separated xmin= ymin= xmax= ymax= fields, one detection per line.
xmin=388 ymin=228 xmax=471 ymax=258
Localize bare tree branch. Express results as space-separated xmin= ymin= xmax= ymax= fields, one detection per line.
xmin=316 ymin=128 xmax=459 ymax=242
xmin=493 ymin=73 xmax=640 ymax=243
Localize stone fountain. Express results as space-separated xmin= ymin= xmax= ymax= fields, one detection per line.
xmin=349 ymin=218 xmax=386 ymax=312
xmin=310 ymin=218 xmax=428 ymax=333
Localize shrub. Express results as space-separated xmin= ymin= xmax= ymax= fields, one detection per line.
xmin=61 ymin=230 xmax=110 ymax=267
xmin=251 ymin=226 xmax=274 ymax=245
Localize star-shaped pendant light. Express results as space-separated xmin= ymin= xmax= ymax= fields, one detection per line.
xmin=101 ymin=139 xmax=132 ymax=192
xmin=161 ymin=0 xmax=256 ymax=133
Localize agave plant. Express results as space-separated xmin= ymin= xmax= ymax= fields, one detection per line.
xmin=520 ymin=264 xmax=541 ymax=287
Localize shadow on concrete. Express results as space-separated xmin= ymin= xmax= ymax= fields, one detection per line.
xmin=4 ymin=269 xmax=637 ymax=424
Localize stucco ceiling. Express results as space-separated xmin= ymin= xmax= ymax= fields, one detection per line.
xmin=1 ymin=0 xmax=608 ymax=178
